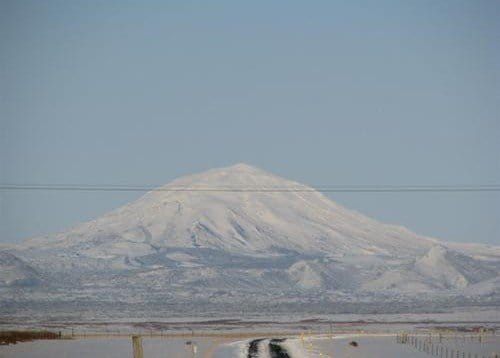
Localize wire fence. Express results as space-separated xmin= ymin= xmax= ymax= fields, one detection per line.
xmin=396 ymin=331 xmax=500 ymax=358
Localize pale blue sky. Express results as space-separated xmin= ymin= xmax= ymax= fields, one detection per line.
xmin=1 ymin=0 xmax=499 ymax=245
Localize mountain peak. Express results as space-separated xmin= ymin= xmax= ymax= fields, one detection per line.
xmin=165 ymin=163 xmax=287 ymax=188
xmin=213 ymin=163 xmax=271 ymax=177
xmin=226 ymin=163 xmax=260 ymax=172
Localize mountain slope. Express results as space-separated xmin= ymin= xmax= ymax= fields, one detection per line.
xmin=19 ymin=164 xmax=437 ymax=257
xmin=5 ymin=163 xmax=500 ymax=311
xmin=0 ymin=251 xmax=40 ymax=287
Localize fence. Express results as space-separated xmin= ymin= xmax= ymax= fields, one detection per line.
xmin=396 ymin=332 xmax=499 ymax=358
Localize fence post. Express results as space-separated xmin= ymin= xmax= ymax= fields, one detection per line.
xmin=132 ymin=336 xmax=144 ymax=358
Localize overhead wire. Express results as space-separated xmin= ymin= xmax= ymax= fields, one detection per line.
xmin=1 ymin=183 xmax=499 ymax=193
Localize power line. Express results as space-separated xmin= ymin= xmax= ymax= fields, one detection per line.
xmin=1 ymin=184 xmax=499 ymax=193
xmin=2 ymin=182 xmax=499 ymax=188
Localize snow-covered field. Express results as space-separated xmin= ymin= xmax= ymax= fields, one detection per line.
xmin=2 ymin=308 xmax=499 ymax=334
xmin=281 ymin=334 xmax=500 ymax=358
xmin=1 ymin=333 xmax=499 ymax=358
xmin=0 ymin=337 xmax=223 ymax=358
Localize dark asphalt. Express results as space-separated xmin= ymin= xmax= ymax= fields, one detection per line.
xmin=246 ymin=337 xmax=291 ymax=358
xmin=247 ymin=338 xmax=264 ymax=358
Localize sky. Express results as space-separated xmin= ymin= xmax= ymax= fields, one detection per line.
xmin=1 ymin=0 xmax=499 ymax=245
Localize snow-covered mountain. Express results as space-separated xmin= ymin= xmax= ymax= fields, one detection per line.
xmin=2 ymin=164 xmax=499 ymax=313
xmin=0 ymin=251 xmax=40 ymax=287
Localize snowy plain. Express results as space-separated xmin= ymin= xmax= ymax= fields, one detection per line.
xmin=1 ymin=333 xmax=499 ymax=358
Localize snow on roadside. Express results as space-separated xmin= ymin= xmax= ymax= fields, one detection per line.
xmin=212 ymin=339 xmax=251 ymax=358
